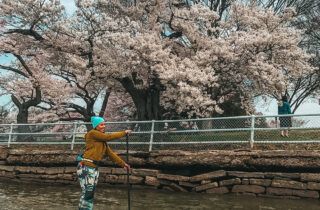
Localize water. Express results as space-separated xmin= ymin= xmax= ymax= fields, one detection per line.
xmin=0 ymin=180 xmax=319 ymax=210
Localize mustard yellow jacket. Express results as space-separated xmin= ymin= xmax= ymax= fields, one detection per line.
xmin=82 ymin=129 xmax=126 ymax=168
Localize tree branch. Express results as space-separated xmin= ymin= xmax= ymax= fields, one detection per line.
xmin=0 ymin=65 xmax=28 ymax=77
xmin=5 ymin=29 xmax=44 ymax=41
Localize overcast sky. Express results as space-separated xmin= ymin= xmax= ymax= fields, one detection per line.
xmin=61 ymin=0 xmax=76 ymax=15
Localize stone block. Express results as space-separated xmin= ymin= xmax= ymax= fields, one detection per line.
xmin=2 ymin=171 xmax=16 ymax=178
xmin=0 ymin=147 xmax=8 ymax=160
xmin=132 ymin=169 xmax=159 ymax=177
xmin=111 ymin=168 xmax=127 ymax=175
xmin=219 ymin=178 xmax=241 ymax=186
xmin=190 ymin=170 xmax=226 ymax=182
xmin=24 ymin=167 xmax=36 ymax=174
xmin=58 ymin=174 xmax=74 ymax=181
xmin=159 ymin=179 xmax=173 ymax=186
xmin=45 ymin=167 xmax=65 ymax=175
xmin=267 ymin=187 xmax=292 ymax=196
xmin=179 ymin=181 xmax=197 ymax=188
xmin=228 ymin=171 xmax=264 ymax=178
xmin=14 ymin=166 xmax=31 ymax=174
xmin=307 ymin=182 xmax=320 ymax=190
xmin=301 ymin=173 xmax=320 ymax=182
xmin=242 ymin=178 xmax=249 ymax=185
xmin=98 ymin=167 xmax=112 ymax=174
xmin=264 ymin=172 xmax=300 ymax=180
xmin=0 ymin=165 xmax=15 ymax=172
xmin=249 ymin=179 xmax=272 ymax=187
xmin=232 ymin=185 xmax=265 ymax=194
xmin=194 ymin=182 xmax=218 ymax=192
xmin=168 ymin=183 xmax=188 ymax=192
xmin=292 ymin=189 xmax=319 ymax=198
xmin=201 ymin=180 xmax=211 ymax=185
xmin=271 ymin=179 xmax=307 ymax=190
xmin=145 ymin=176 xmax=160 ymax=187
xmin=17 ymin=173 xmax=38 ymax=179
xmin=40 ymin=175 xmax=58 ymax=180
xmin=267 ymin=187 xmax=319 ymax=199
xmin=126 ymin=157 xmax=146 ymax=166
xmin=105 ymin=175 xmax=119 ymax=183
xmin=35 ymin=167 xmax=48 ymax=174
xmin=157 ymin=174 xmax=189 ymax=182
xmin=65 ymin=167 xmax=77 ymax=174
xmin=206 ymin=187 xmax=229 ymax=194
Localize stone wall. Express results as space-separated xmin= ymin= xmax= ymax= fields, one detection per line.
xmin=0 ymin=146 xmax=320 ymax=199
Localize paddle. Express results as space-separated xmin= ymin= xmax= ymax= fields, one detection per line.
xmin=126 ymin=133 xmax=131 ymax=210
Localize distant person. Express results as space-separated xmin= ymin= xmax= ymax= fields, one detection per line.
xmin=77 ymin=116 xmax=132 ymax=210
xmin=278 ymin=95 xmax=292 ymax=137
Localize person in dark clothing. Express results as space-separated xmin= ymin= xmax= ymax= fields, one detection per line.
xmin=278 ymin=95 xmax=292 ymax=137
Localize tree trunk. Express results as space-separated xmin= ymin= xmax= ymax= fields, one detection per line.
xmin=119 ymin=77 xmax=161 ymax=120
xmin=11 ymin=88 xmax=41 ymax=141
xmin=84 ymin=101 xmax=95 ymax=131
xmin=16 ymin=106 xmax=33 ymax=141
xmin=99 ymin=89 xmax=111 ymax=117
xmin=212 ymin=95 xmax=248 ymax=129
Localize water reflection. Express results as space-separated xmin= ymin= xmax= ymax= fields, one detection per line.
xmin=0 ymin=180 xmax=319 ymax=210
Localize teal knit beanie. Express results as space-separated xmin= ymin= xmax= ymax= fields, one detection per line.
xmin=91 ymin=116 xmax=105 ymax=129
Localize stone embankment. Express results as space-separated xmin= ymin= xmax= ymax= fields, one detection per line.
xmin=0 ymin=146 xmax=320 ymax=200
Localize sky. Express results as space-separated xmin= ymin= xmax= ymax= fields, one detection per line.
xmin=0 ymin=54 xmax=14 ymax=106
xmin=61 ymin=0 xmax=76 ymax=15
xmin=1 ymin=0 xmax=320 ymax=116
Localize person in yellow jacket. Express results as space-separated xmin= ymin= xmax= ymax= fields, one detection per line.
xmin=77 ymin=116 xmax=132 ymax=210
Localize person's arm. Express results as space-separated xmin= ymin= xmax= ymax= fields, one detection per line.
xmin=89 ymin=129 xmax=126 ymax=142
xmin=105 ymin=145 xmax=126 ymax=167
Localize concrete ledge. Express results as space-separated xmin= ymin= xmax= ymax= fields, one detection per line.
xmin=1 ymin=147 xmax=320 ymax=200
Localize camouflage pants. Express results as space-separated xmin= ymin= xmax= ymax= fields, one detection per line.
xmin=77 ymin=163 xmax=99 ymax=210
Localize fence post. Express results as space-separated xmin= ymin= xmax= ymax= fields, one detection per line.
xmin=149 ymin=120 xmax=155 ymax=152
xmin=71 ymin=122 xmax=78 ymax=150
xmin=7 ymin=123 xmax=14 ymax=148
xmin=250 ymin=115 xmax=255 ymax=149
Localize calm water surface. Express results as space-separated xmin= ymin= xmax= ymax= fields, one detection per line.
xmin=0 ymin=180 xmax=319 ymax=210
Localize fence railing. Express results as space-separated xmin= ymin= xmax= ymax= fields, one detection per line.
xmin=0 ymin=113 xmax=320 ymax=151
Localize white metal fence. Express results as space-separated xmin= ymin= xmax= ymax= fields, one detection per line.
xmin=0 ymin=113 xmax=320 ymax=151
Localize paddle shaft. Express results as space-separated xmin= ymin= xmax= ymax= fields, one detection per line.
xmin=126 ymin=134 xmax=131 ymax=210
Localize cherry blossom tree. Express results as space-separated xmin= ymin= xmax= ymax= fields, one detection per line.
xmin=94 ymin=0 xmax=224 ymax=119
xmin=0 ymin=47 xmax=73 ymax=138
xmin=95 ymin=0 xmax=314 ymax=118
xmin=0 ymin=0 xmax=75 ymax=138
xmin=0 ymin=0 xmax=117 ymax=128
xmin=44 ymin=0 xmax=122 ymax=125
xmin=0 ymin=0 xmax=315 ymax=122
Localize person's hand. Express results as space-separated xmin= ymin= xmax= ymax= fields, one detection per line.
xmin=124 ymin=163 xmax=131 ymax=171
xmin=125 ymin=130 xmax=132 ymax=135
